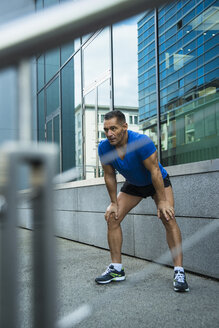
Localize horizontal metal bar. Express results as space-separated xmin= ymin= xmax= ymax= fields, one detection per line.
xmin=0 ymin=0 xmax=170 ymax=69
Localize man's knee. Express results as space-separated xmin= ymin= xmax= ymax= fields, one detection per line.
xmin=107 ymin=214 xmax=124 ymax=230
xmin=160 ymin=215 xmax=178 ymax=229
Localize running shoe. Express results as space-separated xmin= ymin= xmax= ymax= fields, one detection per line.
xmin=95 ymin=264 xmax=126 ymax=284
xmin=173 ymin=270 xmax=189 ymax=292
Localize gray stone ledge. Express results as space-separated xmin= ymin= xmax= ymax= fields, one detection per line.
xmin=166 ymin=159 xmax=219 ymax=177
xmin=55 ymin=159 xmax=219 ymax=190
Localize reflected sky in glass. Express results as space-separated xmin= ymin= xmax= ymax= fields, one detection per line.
xmin=113 ymin=15 xmax=140 ymax=108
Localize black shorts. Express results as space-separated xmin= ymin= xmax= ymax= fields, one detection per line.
xmin=120 ymin=174 xmax=172 ymax=199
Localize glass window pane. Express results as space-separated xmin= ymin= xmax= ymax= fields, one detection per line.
xmin=54 ymin=115 xmax=60 ymax=145
xmin=54 ymin=115 xmax=60 ymax=172
xmin=97 ymin=79 xmax=111 ymax=177
xmin=37 ymin=90 xmax=45 ymax=141
xmin=45 ymin=48 xmax=60 ymax=83
xmin=73 ymin=53 xmax=83 ymax=179
xmin=61 ymin=58 xmax=76 ymax=173
xmin=46 ymin=120 xmax=52 ymax=142
xmin=61 ymin=42 xmax=74 ymax=65
xmin=37 ymin=55 xmax=44 ymax=90
xmin=83 ymin=28 xmax=110 ymax=89
xmin=84 ymin=89 xmax=96 ymax=179
xmin=46 ymin=77 xmax=60 ymax=116
xmin=114 ymin=14 xmax=141 ymax=131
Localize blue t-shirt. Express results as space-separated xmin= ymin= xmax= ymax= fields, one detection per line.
xmin=98 ymin=130 xmax=167 ymax=186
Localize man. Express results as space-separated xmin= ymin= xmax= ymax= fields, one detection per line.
xmin=95 ymin=110 xmax=189 ymax=292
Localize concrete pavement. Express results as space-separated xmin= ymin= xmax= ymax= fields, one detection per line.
xmin=18 ymin=228 xmax=219 ymax=328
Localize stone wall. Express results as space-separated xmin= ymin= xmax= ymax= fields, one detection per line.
xmin=18 ymin=159 xmax=219 ymax=279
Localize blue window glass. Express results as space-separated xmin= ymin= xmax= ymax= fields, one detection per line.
xmin=205 ymin=37 xmax=218 ymax=52
xmin=177 ymin=1 xmax=182 ymax=10
xmin=204 ymin=46 xmax=218 ymax=62
xmin=198 ymin=77 xmax=204 ymax=86
xmin=205 ymin=69 xmax=219 ymax=84
xmin=149 ymin=84 xmax=156 ymax=93
xmin=159 ymin=15 xmax=165 ymax=27
xmin=177 ymin=29 xmax=183 ymax=40
xmin=197 ymin=45 xmax=204 ymax=57
xmin=179 ymin=78 xmax=184 ymax=87
xmin=196 ymin=2 xmax=203 ymax=14
xmin=165 ymin=35 xmax=177 ymax=49
xmin=160 ymin=34 xmax=165 ymax=44
xmin=161 ymin=70 xmax=167 ymax=79
xmin=197 ymin=35 xmax=204 ymax=46
xmin=184 ymin=71 xmax=196 ymax=85
xmin=160 ymin=43 xmax=165 ymax=53
xmin=204 ymin=0 xmax=215 ymax=9
xmin=197 ymin=55 xmax=204 ymax=66
xmin=198 ymin=67 xmax=204 ymax=77
xmin=183 ymin=1 xmax=195 ymax=15
xmin=183 ymin=32 xmax=192 ymax=46
xmin=159 ymin=25 xmax=166 ymax=35
xmin=205 ymin=58 xmax=218 ymax=74
xmin=177 ymin=8 xmax=182 ymax=20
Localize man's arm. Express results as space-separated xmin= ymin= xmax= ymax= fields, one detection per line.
xmin=102 ymin=163 xmax=118 ymax=221
xmin=143 ymin=151 xmax=174 ymax=221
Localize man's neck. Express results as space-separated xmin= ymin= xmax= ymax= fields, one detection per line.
xmin=116 ymin=130 xmax=128 ymax=149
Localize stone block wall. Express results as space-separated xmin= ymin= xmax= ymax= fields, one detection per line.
xmin=18 ymin=159 xmax=219 ymax=279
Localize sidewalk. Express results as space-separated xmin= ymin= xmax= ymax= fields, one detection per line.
xmin=18 ymin=228 xmax=219 ymax=328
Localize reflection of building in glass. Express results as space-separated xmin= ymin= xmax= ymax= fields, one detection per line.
xmin=36 ymin=0 xmax=139 ymax=179
xmin=35 ymin=0 xmax=218 ymax=180
xmin=75 ymin=105 xmax=139 ymax=179
xmin=138 ymin=1 xmax=219 ymax=166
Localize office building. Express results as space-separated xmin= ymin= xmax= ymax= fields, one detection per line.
xmin=138 ymin=0 xmax=219 ymax=165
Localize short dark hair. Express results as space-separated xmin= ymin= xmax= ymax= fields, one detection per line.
xmin=104 ymin=110 xmax=126 ymax=125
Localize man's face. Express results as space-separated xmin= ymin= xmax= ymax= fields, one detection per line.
xmin=103 ymin=117 xmax=128 ymax=146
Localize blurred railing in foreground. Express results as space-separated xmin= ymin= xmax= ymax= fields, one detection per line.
xmin=0 ymin=1 xmax=172 ymax=327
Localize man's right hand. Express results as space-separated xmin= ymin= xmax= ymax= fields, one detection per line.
xmin=104 ymin=202 xmax=118 ymax=222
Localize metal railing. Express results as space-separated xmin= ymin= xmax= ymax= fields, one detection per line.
xmin=0 ymin=0 xmax=171 ymax=327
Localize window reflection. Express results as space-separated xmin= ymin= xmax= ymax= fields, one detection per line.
xmin=45 ymin=48 xmax=60 ymax=83
xmin=61 ymin=59 xmax=75 ymax=172
xmin=138 ymin=3 xmax=219 ymax=166
xmin=46 ymin=77 xmax=59 ymax=117
xmin=36 ymin=0 xmax=219 ymax=179
xmin=113 ymin=17 xmax=139 ymax=108
xmin=83 ymin=28 xmax=110 ymax=90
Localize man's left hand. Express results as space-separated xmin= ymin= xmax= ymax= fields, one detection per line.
xmin=157 ymin=200 xmax=175 ymax=221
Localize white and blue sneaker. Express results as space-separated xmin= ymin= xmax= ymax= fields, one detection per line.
xmin=173 ymin=270 xmax=189 ymax=292
xmin=95 ymin=264 xmax=126 ymax=284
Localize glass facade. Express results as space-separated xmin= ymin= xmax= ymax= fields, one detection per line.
xmin=36 ymin=0 xmax=219 ymax=181
xmin=138 ymin=0 xmax=219 ymax=165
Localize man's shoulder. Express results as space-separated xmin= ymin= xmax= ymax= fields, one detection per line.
xmin=128 ymin=130 xmax=151 ymax=142
xmin=98 ymin=138 xmax=111 ymax=152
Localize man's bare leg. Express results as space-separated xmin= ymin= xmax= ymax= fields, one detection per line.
xmin=153 ymin=186 xmax=183 ymax=267
xmin=107 ymin=192 xmax=142 ymax=263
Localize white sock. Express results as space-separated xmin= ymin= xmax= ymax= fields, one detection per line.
xmin=111 ymin=263 xmax=122 ymax=272
xmin=174 ymin=266 xmax=184 ymax=272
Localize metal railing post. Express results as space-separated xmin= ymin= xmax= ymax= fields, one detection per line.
xmin=31 ymin=153 xmax=57 ymax=328
xmin=0 ymin=152 xmax=19 ymax=328
xmin=0 ymin=143 xmax=58 ymax=328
